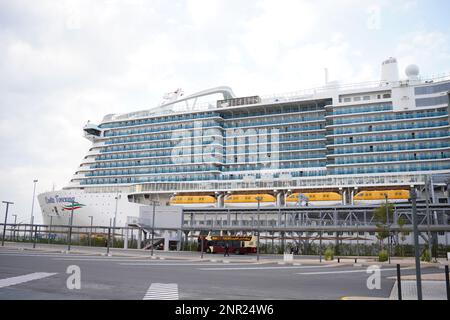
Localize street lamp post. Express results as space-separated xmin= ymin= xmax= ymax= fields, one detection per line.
xmin=424 ymin=178 xmax=433 ymax=261
xmin=12 ymin=214 xmax=17 ymax=241
xmin=410 ymin=188 xmax=423 ymax=300
xmin=150 ymin=200 xmax=158 ymax=257
xmin=29 ymin=180 xmax=38 ymax=241
xmin=385 ymin=194 xmax=391 ymax=264
xmin=112 ymin=192 xmax=119 ymax=248
xmin=88 ymin=216 xmax=93 ymax=247
xmin=255 ymin=196 xmax=262 ymax=262
xmin=2 ymin=201 xmax=14 ymax=246
xmin=48 ymin=216 xmax=53 ymax=244
xmin=30 ymin=179 xmax=38 ymax=226
xmin=67 ymin=200 xmax=75 ymax=251
xmin=356 ymin=223 xmax=360 ymax=258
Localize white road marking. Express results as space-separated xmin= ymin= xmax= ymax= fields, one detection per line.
xmin=198 ymin=265 xmax=334 ymax=271
xmin=0 ymin=253 xmax=98 ymax=258
xmin=0 ymin=272 xmax=57 ymax=288
xmin=52 ymin=258 xmax=186 ymax=262
xmin=119 ymin=262 xmax=260 ymax=266
xmin=143 ymin=283 xmax=179 ymax=300
xmin=296 ymin=267 xmax=415 ymax=275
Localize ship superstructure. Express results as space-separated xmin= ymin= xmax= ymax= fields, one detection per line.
xmin=38 ymin=58 xmax=450 ymax=228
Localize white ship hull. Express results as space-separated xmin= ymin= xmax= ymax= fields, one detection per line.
xmin=38 ymin=190 xmax=143 ymax=227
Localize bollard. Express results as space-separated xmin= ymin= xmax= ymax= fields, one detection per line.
xmin=355 ymin=258 xmax=357 ymax=264
xmin=397 ymin=264 xmax=402 ymax=300
xmin=337 ymin=257 xmax=340 ymax=263
xmin=445 ymin=265 xmax=449 ymax=301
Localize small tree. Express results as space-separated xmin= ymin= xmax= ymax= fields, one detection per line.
xmin=324 ymin=247 xmax=334 ymax=261
xmin=373 ymin=203 xmax=394 ymax=249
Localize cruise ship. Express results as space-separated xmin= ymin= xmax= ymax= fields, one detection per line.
xmin=38 ymin=58 xmax=450 ymax=227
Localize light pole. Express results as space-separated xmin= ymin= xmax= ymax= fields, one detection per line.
xmin=12 ymin=214 xmax=17 ymax=241
xmin=2 ymin=201 xmax=14 ymax=246
xmin=424 ymin=177 xmax=433 ymax=261
xmin=48 ymin=216 xmax=53 ymax=244
xmin=255 ymin=196 xmax=262 ymax=262
xmin=410 ymin=187 xmax=423 ymax=300
xmin=88 ymin=216 xmax=93 ymax=247
xmin=385 ymin=194 xmax=391 ymax=264
xmin=150 ymin=200 xmax=158 ymax=256
xmin=30 ymin=179 xmax=38 ymax=225
xmin=67 ymin=200 xmax=75 ymax=251
xmin=112 ymin=192 xmax=119 ymax=248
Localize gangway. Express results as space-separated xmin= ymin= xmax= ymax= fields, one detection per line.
xmin=143 ymin=237 xmax=164 ymax=250
xmin=127 ymin=216 xmax=182 ymax=251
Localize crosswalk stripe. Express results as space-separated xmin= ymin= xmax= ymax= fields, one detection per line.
xmin=0 ymin=272 xmax=57 ymax=288
xmin=143 ymin=283 xmax=179 ymax=300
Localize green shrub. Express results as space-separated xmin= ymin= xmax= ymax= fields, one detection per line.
xmin=324 ymin=248 xmax=334 ymax=261
xmin=421 ymin=249 xmax=431 ymax=262
xmin=378 ymin=250 xmax=388 ymax=262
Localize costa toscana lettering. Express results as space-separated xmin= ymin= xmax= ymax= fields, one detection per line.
xmin=45 ymin=195 xmax=76 ymax=204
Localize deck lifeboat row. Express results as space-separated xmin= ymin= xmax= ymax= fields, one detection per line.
xmin=169 ymin=195 xmax=216 ymax=208
xmin=285 ymin=192 xmax=342 ymax=206
xmin=224 ymin=194 xmax=276 ymax=207
xmin=168 ymin=190 xmax=410 ymax=207
xmin=353 ymin=190 xmax=410 ymax=204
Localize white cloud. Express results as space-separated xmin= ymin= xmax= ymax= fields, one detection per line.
xmin=396 ymin=30 xmax=450 ymax=77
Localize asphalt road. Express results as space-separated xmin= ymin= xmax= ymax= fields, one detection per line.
xmin=0 ymin=247 xmax=444 ymax=300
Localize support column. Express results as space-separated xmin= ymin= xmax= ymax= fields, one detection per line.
xmin=350 ymin=188 xmax=355 ymax=205
xmin=217 ymin=193 xmax=224 ymax=208
xmin=124 ymin=228 xmax=128 ymax=249
xmin=276 ymin=192 xmax=283 ymax=207
xmin=184 ymin=231 xmax=189 ymax=250
xmin=176 ymin=230 xmax=181 ymax=251
xmin=137 ymin=230 xmax=142 ymax=249
xmin=164 ymin=231 xmax=170 ymax=252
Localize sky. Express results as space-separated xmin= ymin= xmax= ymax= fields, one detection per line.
xmin=0 ymin=0 xmax=449 ymax=224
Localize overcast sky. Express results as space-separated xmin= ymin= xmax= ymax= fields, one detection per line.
xmin=0 ymin=0 xmax=449 ymax=224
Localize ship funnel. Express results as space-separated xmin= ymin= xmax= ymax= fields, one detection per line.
xmin=380 ymin=57 xmax=399 ymax=85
